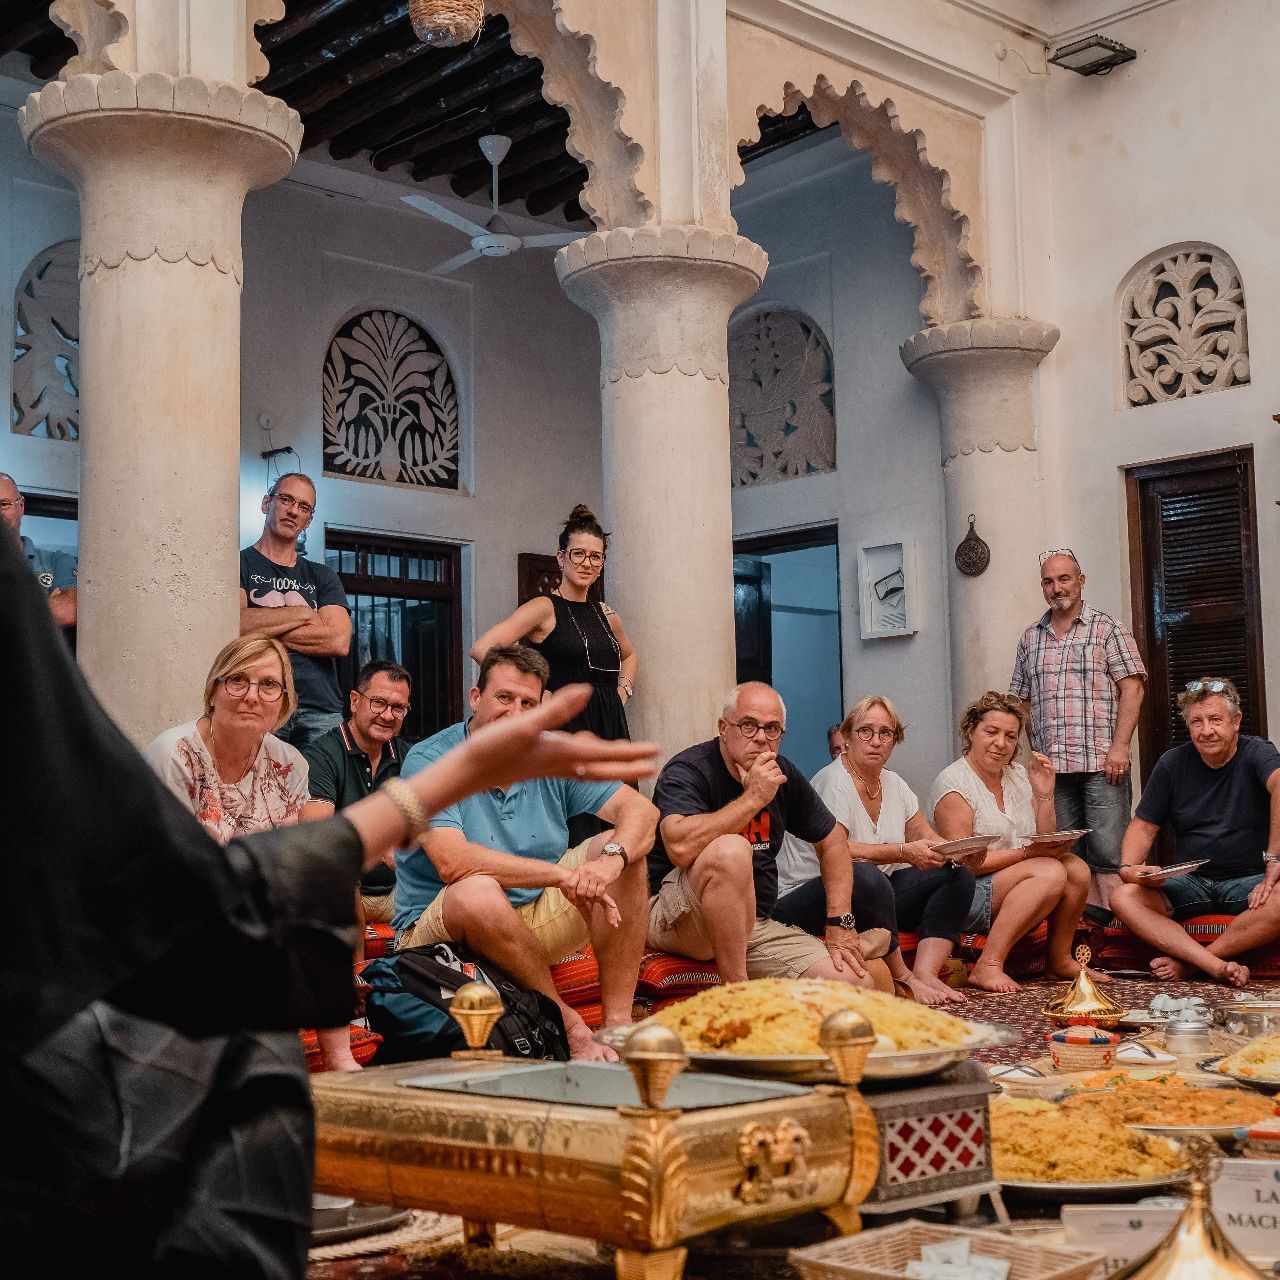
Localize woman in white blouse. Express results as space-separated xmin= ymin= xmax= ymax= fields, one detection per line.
xmin=930 ymin=691 xmax=1092 ymax=994
xmin=775 ymin=696 xmax=976 ymax=1006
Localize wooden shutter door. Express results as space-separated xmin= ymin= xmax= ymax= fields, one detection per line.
xmin=1127 ymin=448 xmax=1266 ymax=779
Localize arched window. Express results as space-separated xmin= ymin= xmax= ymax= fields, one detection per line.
xmin=12 ymin=239 xmax=80 ymax=439
xmin=728 ymin=306 xmax=835 ymax=487
xmin=322 ymin=309 xmax=460 ymax=490
xmin=1121 ymin=244 xmax=1249 ymax=407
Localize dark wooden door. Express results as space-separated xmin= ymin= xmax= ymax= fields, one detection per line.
xmin=1126 ymin=448 xmax=1266 ymax=781
xmin=733 ymin=555 xmax=772 ymax=685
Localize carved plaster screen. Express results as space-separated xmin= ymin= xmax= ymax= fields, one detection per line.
xmin=322 ymin=309 xmax=460 ymax=490
xmin=11 ymin=239 xmax=80 ymax=440
xmin=1121 ymin=245 xmax=1249 ymax=407
xmin=729 ymin=307 xmax=835 ymax=487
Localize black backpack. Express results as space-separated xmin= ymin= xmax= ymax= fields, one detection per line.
xmin=363 ymin=942 xmax=570 ymax=1064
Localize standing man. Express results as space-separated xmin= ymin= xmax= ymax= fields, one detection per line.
xmin=240 ymin=473 xmax=351 ymax=750
xmin=0 ymin=471 xmax=77 ymax=628
xmin=645 ymin=681 xmax=890 ymax=990
xmin=1009 ymin=550 xmax=1146 ymax=879
xmin=301 ymin=660 xmax=413 ymax=926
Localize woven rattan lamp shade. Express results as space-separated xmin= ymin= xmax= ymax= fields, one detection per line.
xmin=409 ymin=0 xmax=484 ymax=46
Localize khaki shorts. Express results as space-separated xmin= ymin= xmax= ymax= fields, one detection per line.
xmin=399 ymin=839 xmax=593 ymax=966
xmin=359 ymin=892 xmax=396 ymax=925
xmin=646 ymin=869 xmax=832 ymax=979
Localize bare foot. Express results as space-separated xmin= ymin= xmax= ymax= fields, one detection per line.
xmin=568 ymin=1021 xmax=618 ymax=1062
xmin=904 ymin=975 xmax=951 ymax=1007
xmin=1218 ymin=959 xmax=1250 ymax=988
xmin=914 ymin=973 xmax=966 ymax=1004
xmin=1149 ymin=955 xmax=1190 ymax=980
xmin=968 ymin=961 xmax=1021 ymax=994
xmin=1047 ymin=958 xmax=1113 ymax=982
xmin=321 ymin=1054 xmax=363 ymax=1072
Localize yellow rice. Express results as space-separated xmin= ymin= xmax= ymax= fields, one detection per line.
xmin=651 ymin=978 xmax=971 ymax=1054
xmin=1218 ymin=1034 xmax=1280 ymax=1080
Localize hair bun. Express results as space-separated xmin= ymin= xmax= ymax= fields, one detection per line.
xmin=565 ymin=503 xmax=595 ymax=524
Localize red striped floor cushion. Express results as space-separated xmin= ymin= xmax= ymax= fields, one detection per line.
xmin=635 ymin=950 xmax=722 ymax=1000
xmin=363 ymin=923 xmax=397 ymax=959
xmin=1096 ymin=915 xmax=1280 ymax=979
xmin=550 ymin=945 xmax=602 ymax=1006
xmin=300 ymin=1024 xmax=382 ymax=1073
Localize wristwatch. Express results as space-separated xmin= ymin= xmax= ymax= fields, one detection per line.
xmin=826 ymin=912 xmax=856 ymax=931
xmin=601 ymin=841 xmax=629 ymax=867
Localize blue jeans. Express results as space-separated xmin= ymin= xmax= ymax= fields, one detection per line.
xmin=274 ymin=707 xmax=343 ymax=752
xmin=1161 ymin=871 xmax=1263 ymax=921
xmin=1054 ymin=771 xmax=1131 ymax=873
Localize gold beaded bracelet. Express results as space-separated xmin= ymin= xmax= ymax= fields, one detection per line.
xmin=381 ymin=776 xmax=431 ymax=846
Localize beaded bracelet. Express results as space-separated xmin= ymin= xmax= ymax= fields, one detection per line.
xmin=382 ymin=776 xmax=431 ymax=845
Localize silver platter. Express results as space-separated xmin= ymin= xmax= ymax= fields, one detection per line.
xmin=1128 ymin=1122 xmax=1250 ymax=1139
xmin=1200 ymin=1057 xmax=1280 ymax=1093
xmin=1000 ymin=1170 xmax=1189 ymax=1201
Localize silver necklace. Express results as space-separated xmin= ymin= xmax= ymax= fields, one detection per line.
xmin=553 ymin=590 xmax=620 ymax=673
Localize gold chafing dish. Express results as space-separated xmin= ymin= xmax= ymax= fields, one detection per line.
xmin=312 ymin=989 xmax=881 ymax=1280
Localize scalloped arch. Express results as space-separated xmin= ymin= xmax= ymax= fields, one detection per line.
xmin=739 ymin=78 xmax=981 ymax=329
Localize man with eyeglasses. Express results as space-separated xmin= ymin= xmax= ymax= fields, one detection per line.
xmin=301 ymin=660 xmax=413 ymax=926
xmin=1009 ymin=550 xmax=1146 ymax=888
xmin=1110 ymin=677 xmax=1280 ymax=987
xmin=240 ymin=472 xmax=351 ymax=750
xmin=0 ymin=471 xmax=77 ymax=628
xmin=645 ymin=682 xmax=891 ymax=990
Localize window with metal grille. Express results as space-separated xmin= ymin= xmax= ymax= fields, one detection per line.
xmin=324 ymin=529 xmax=462 ymax=744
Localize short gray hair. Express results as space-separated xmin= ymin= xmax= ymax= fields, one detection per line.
xmin=721 ymin=682 xmax=787 ymax=726
xmin=1178 ymin=677 xmax=1241 ymax=717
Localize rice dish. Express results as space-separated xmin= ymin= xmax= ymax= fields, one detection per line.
xmin=1218 ymin=1034 xmax=1280 ymax=1080
xmin=1060 ymin=1080 xmax=1275 ymax=1128
xmin=990 ymin=1096 xmax=1186 ymax=1183
xmin=651 ymin=978 xmax=971 ymax=1055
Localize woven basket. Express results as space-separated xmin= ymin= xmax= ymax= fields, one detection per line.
xmin=1048 ymin=1039 xmax=1118 ymax=1072
xmin=790 ymin=1222 xmax=1105 ymax=1280
xmin=409 ymin=0 xmax=483 ymax=46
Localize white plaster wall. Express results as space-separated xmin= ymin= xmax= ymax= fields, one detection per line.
xmin=1 ymin=72 xmax=603 ymax=715
xmin=730 ymin=135 xmax=954 ymax=798
xmin=1036 ymin=0 xmax=1280 ymax=760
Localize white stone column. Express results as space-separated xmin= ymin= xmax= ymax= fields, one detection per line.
xmin=558 ymin=227 xmax=767 ymax=758
xmin=900 ymin=318 xmax=1060 ymax=726
xmin=19 ymin=60 xmax=300 ymax=742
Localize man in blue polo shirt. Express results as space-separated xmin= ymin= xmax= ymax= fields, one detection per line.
xmin=396 ymin=643 xmax=657 ymax=1060
xmin=1 ymin=472 xmax=76 ymax=628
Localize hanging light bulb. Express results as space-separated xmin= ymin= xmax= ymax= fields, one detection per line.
xmin=408 ymin=0 xmax=484 ymax=47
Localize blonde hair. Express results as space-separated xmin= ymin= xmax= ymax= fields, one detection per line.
xmin=841 ymin=696 xmax=905 ymax=746
xmin=203 ymin=635 xmax=297 ymax=730
xmin=958 ymin=691 xmax=1026 ymax=754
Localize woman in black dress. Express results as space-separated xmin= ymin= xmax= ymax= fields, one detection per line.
xmin=472 ymin=504 xmax=637 ymax=742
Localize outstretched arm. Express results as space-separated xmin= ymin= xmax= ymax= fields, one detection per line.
xmin=470 ymin=596 xmax=555 ymax=664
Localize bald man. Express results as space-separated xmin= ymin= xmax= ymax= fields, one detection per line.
xmin=0 ymin=472 xmax=76 ymax=627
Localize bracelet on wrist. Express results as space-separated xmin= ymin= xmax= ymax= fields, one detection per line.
xmin=618 ymin=677 xmax=634 ymax=696
xmin=382 ymin=776 xmax=431 ymax=846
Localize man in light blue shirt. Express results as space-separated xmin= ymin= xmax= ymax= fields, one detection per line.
xmin=396 ymin=644 xmax=657 ymax=1060
xmin=0 ymin=473 xmax=76 ymax=628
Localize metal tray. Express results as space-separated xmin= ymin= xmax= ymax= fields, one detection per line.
xmin=1200 ymin=1056 xmax=1280 ymax=1093
xmin=1018 ymin=829 xmax=1092 ymax=846
xmin=934 ymin=834 xmax=1000 ymax=860
xmin=1133 ymin=859 xmax=1211 ymax=881
xmin=1128 ymin=1121 xmax=1251 ymax=1139
xmin=1000 ymin=1170 xmax=1189 ymax=1201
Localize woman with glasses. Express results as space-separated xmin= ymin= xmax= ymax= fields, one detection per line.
xmin=472 ymin=503 xmax=637 ymax=745
xmin=144 ymin=635 xmax=360 ymax=1069
xmin=775 ymin=696 xmax=975 ymax=1006
xmin=930 ymin=691 xmax=1093 ymax=994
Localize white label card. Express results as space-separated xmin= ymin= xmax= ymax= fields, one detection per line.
xmin=1060 ymin=1207 xmax=1180 ymax=1271
xmin=1214 ymin=1158 xmax=1280 ymax=1255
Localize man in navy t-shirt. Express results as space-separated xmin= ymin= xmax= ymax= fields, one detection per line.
xmin=646 ymin=681 xmax=890 ymax=989
xmin=239 ymin=473 xmax=351 ymax=751
xmin=1111 ymin=676 xmax=1280 ymax=987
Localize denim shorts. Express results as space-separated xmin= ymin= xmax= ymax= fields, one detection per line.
xmin=964 ymin=873 xmax=995 ymax=934
xmin=1161 ymin=870 xmax=1263 ymax=921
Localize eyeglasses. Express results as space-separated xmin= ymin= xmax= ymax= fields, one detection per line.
xmin=271 ymin=493 xmax=315 ymax=517
xmin=1038 ymin=547 xmax=1077 ymax=567
xmin=727 ymin=718 xmax=784 ymax=742
xmin=219 ymin=674 xmax=285 ymax=702
xmin=0 ymin=498 xmax=21 ymax=511
xmin=1185 ymin=679 xmax=1229 ymax=695
xmin=355 ymin=689 xmax=410 ymax=717
xmin=852 ymin=725 xmax=896 ymax=743
xmin=565 ymin=548 xmax=605 ymax=566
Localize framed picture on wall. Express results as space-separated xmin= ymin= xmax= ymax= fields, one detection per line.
xmin=857 ymin=540 xmax=916 ymax=639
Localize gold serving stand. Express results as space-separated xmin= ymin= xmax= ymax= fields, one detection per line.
xmin=311 ymin=987 xmax=882 ymax=1280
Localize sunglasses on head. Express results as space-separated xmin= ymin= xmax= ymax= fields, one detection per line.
xmin=1185 ymin=679 xmax=1229 ymax=695
xmin=1038 ymin=547 xmax=1077 ymax=567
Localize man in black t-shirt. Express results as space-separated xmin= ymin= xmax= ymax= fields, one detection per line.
xmin=1111 ymin=677 xmax=1280 ymax=987
xmin=646 ymin=682 xmax=890 ymax=989
xmin=239 ymin=472 xmax=351 ymax=751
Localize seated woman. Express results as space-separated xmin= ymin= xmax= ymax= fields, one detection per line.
xmin=775 ymin=696 xmax=975 ymax=1006
xmin=144 ymin=634 xmax=358 ymax=1071
xmin=930 ymin=691 xmax=1092 ymax=993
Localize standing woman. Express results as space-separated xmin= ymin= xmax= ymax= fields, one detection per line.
xmin=472 ymin=504 xmax=637 ymax=742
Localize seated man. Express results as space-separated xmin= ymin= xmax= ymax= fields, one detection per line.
xmin=1111 ymin=677 xmax=1280 ymax=987
xmin=395 ymin=644 xmax=657 ymax=1059
xmin=645 ymin=681 xmax=891 ymax=990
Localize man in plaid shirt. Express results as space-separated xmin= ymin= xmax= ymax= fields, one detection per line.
xmin=1009 ymin=551 xmax=1146 ymax=878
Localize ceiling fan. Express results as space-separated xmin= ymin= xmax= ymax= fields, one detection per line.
xmin=399 ymin=134 xmax=587 ymax=276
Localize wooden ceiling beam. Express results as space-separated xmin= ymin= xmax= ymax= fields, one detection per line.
xmin=305 ymin=24 xmax=511 ymax=152
xmin=260 ymin=1 xmax=409 ymax=95
xmin=330 ymin=56 xmax=541 ymax=162
xmin=524 ymin=169 xmax=590 ymax=217
xmin=449 ymin=122 xmax=569 ymax=198
xmin=259 ymin=0 xmax=366 ymax=51
xmin=403 ymin=96 xmax=562 ymax=177
xmin=497 ymin=151 xmax=585 ymax=204
xmin=0 ymin=6 xmax=53 ymax=58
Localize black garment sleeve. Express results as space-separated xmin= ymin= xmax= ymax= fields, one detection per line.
xmin=1134 ymin=751 xmax=1175 ymax=827
xmin=783 ymin=759 xmax=839 ymax=846
xmin=653 ymin=752 xmax=714 ymax=822
xmin=302 ymin=733 xmax=342 ymax=807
